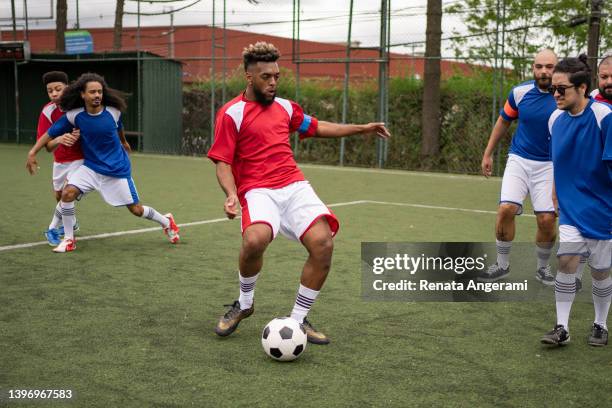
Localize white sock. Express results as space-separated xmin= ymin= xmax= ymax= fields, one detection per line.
xmin=49 ymin=202 xmax=62 ymax=230
xmin=60 ymin=201 xmax=76 ymax=240
xmin=592 ymin=276 xmax=611 ymax=330
xmin=496 ymin=240 xmax=512 ymax=269
xmin=238 ymin=272 xmax=259 ymax=310
xmin=290 ymin=284 xmax=320 ymax=323
xmin=576 ymin=257 xmax=587 ymax=281
xmin=141 ymin=205 xmax=170 ymax=228
xmin=535 ymin=243 xmax=553 ymax=269
xmin=555 ymin=272 xmax=576 ymax=331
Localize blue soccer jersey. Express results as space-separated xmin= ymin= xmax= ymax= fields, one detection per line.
xmin=48 ymin=106 xmax=131 ymax=177
xmin=500 ymin=80 xmax=557 ymax=161
xmin=548 ymin=100 xmax=612 ymax=240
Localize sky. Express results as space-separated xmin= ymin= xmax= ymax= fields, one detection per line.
xmin=0 ymin=0 xmax=467 ymax=56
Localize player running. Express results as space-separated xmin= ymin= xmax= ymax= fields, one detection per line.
xmin=35 ymin=71 xmax=84 ymax=245
xmin=540 ymin=55 xmax=611 ymax=347
xmin=26 ymin=73 xmax=180 ymax=252
xmin=209 ymin=42 xmax=390 ymax=344
xmin=478 ymin=49 xmax=558 ymax=285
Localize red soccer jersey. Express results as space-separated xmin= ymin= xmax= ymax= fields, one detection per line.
xmin=591 ymin=89 xmax=611 ymax=105
xmin=207 ymin=94 xmax=318 ymax=200
xmin=36 ymin=102 xmax=84 ymax=163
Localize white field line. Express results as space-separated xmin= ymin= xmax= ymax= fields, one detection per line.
xmin=0 ymin=200 xmax=519 ymax=253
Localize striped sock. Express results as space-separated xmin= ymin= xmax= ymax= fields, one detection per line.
xmin=60 ymin=201 xmax=76 ymax=240
xmin=290 ymin=284 xmax=320 ymax=323
xmin=141 ymin=205 xmax=170 ymax=228
xmin=555 ymin=272 xmax=577 ymax=330
xmin=535 ymin=243 xmax=553 ymax=269
xmin=576 ymin=256 xmax=587 ymax=281
xmin=49 ymin=202 xmax=62 ymax=230
xmin=592 ymin=276 xmax=611 ymax=330
xmin=496 ymin=239 xmax=512 ymax=269
xmin=238 ymin=272 xmax=259 ymax=310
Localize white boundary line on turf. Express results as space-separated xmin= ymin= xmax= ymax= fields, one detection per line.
xmin=0 ymin=200 xmax=519 ymax=253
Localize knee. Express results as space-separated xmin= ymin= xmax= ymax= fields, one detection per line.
xmin=242 ymin=233 xmax=268 ymax=259
xmin=308 ymin=235 xmax=334 ymax=264
xmin=60 ymin=187 xmax=78 ymax=202
xmin=498 ymin=204 xmax=518 ymax=220
xmin=537 ymin=214 xmax=556 ymax=234
xmin=128 ymin=204 xmax=144 ymax=217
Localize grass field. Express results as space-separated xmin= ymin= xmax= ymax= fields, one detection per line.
xmin=1 ymin=143 xmax=610 ymax=408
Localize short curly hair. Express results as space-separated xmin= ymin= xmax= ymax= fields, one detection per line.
xmin=242 ymin=42 xmax=280 ymax=71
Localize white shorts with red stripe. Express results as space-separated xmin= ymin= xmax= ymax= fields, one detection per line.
xmin=241 ymin=181 xmax=339 ymax=241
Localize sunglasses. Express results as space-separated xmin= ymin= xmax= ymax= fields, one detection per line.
xmin=548 ymin=85 xmax=575 ymax=96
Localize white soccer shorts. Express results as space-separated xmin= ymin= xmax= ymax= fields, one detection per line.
xmin=499 ymin=154 xmax=554 ymax=215
xmin=557 ymin=225 xmax=612 ymax=271
xmin=241 ymin=181 xmax=339 ymax=241
xmin=52 ymin=159 xmax=84 ymax=191
xmin=66 ymin=165 xmax=140 ymax=207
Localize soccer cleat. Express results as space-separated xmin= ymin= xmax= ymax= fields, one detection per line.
xmin=477 ymin=263 xmax=510 ymax=283
xmin=52 ymin=238 xmax=76 ymax=253
xmin=540 ymin=324 xmax=570 ymax=346
xmin=44 ymin=228 xmax=61 ymax=246
xmin=214 ymin=300 xmax=254 ymax=337
xmin=535 ymin=265 xmax=555 ymax=286
xmin=302 ymin=317 xmax=330 ymax=345
xmin=163 ymin=213 xmax=180 ymax=244
xmin=587 ymin=323 xmax=608 ymax=347
xmin=575 ymin=278 xmax=582 ymax=292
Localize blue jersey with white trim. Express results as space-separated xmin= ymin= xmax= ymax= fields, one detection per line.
xmin=500 ymin=80 xmax=557 ymax=161
xmin=48 ymin=106 xmax=130 ymax=177
xmin=549 ymin=100 xmax=612 ymax=240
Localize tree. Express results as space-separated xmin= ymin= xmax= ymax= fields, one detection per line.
xmin=114 ymin=0 xmax=125 ymax=51
xmin=56 ymin=0 xmax=67 ymax=52
xmin=446 ymin=0 xmax=612 ymax=76
xmin=421 ymin=0 xmax=442 ymax=160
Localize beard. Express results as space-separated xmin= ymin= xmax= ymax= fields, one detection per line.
xmin=600 ymin=85 xmax=612 ymax=101
xmin=253 ymin=86 xmax=275 ymax=106
xmin=535 ymin=75 xmax=551 ymax=90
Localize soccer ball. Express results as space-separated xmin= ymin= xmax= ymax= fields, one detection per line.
xmin=261 ymin=317 xmax=307 ymax=361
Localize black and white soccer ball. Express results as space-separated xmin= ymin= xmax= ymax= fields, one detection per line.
xmin=261 ymin=317 xmax=307 ymax=361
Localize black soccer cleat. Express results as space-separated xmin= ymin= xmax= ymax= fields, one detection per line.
xmin=302 ymin=317 xmax=330 ymax=345
xmin=541 ymin=324 xmax=570 ymax=346
xmin=535 ymin=265 xmax=554 ymax=286
xmin=587 ymin=323 xmax=608 ymax=347
xmin=214 ymin=300 xmax=254 ymax=337
xmin=477 ymin=263 xmax=510 ymax=283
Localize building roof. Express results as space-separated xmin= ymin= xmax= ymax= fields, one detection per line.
xmin=3 ymin=25 xmax=480 ymax=81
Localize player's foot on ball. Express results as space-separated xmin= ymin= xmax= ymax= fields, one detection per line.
xmin=302 ymin=317 xmax=330 ymax=345
xmin=44 ymin=228 xmax=61 ymax=246
xmin=163 ymin=213 xmax=180 ymax=244
xmin=587 ymin=323 xmax=608 ymax=347
xmin=540 ymin=324 xmax=570 ymax=346
xmin=214 ymin=300 xmax=254 ymax=337
xmin=477 ymin=263 xmax=510 ymax=283
xmin=535 ymin=265 xmax=554 ymax=286
xmin=53 ymin=238 xmax=76 ymax=253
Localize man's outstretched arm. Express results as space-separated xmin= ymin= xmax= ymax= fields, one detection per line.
xmin=314 ymin=121 xmax=390 ymax=139
xmin=215 ymin=161 xmax=240 ymax=219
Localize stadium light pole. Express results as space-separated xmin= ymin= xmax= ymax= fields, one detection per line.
xmin=10 ymin=0 xmax=17 ymax=40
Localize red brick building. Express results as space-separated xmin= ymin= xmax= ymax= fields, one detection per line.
xmin=5 ymin=25 xmax=478 ymax=81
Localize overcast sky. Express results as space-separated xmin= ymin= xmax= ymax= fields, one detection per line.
xmin=1 ymin=0 xmax=466 ymax=55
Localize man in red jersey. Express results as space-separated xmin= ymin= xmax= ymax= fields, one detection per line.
xmin=34 ymin=71 xmax=84 ymax=246
xmin=208 ymin=42 xmax=390 ymax=344
xmin=590 ymin=55 xmax=611 ymax=105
